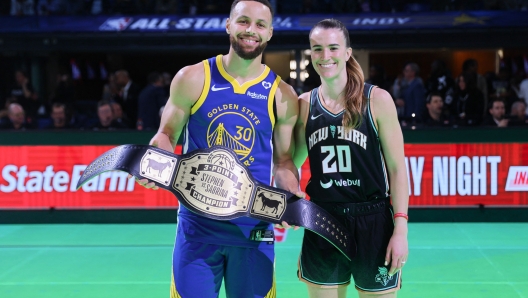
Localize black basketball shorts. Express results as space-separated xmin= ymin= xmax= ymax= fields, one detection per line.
xmin=298 ymin=201 xmax=401 ymax=293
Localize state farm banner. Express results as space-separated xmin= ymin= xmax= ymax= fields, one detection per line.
xmin=1 ymin=144 xmax=527 ymax=209
xmin=0 ymin=146 xmax=177 ymax=209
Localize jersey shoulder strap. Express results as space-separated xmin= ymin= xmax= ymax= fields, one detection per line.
xmin=363 ymin=83 xmax=375 ymax=99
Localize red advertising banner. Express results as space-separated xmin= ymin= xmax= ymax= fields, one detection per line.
xmin=1 ymin=144 xmax=527 ymax=209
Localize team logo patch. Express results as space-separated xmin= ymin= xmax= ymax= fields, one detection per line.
xmin=99 ymin=17 xmax=133 ymax=31
xmin=262 ymin=81 xmax=272 ymax=89
xmin=375 ymin=267 xmax=393 ymax=286
xmin=139 ymin=149 xmax=177 ymax=186
xmin=207 ymin=112 xmax=255 ymax=162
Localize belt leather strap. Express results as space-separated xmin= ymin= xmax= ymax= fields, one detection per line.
xmin=76 ymin=144 xmax=355 ymax=260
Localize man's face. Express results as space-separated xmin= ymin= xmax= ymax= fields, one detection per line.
xmin=457 ymin=75 xmax=466 ymax=90
xmin=227 ymin=1 xmax=273 ymax=60
xmin=403 ymin=65 xmax=415 ymax=81
xmin=51 ymin=106 xmax=66 ymax=126
xmin=512 ymin=103 xmax=527 ymax=119
xmin=489 ymin=101 xmax=505 ymax=120
xmin=15 ymin=71 xmax=26 ymax=85
xmin=8 ymin=104 xmax=24 ymax=126
xmin=111 ymin=103 xmax=123 ymax=119
xmin=427 ymin=95 xmax=443 ymax=115
xmin=98 ymin=104 xmax=113 ymax=127
xmin=115 ymin=73 xmax=128 ymax=88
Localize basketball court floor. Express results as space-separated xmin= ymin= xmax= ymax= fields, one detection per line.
xmin=1 ymin=223 xmax=527 ymax=297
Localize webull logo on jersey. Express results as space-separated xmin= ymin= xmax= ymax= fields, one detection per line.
xmin=0 ymin=165 xmax=135 ymax=193
xmin=320 ymin=178 xmax=360 ymax=189
xmin=247 ymin=91 xmax=267 ymax=100
xmin=99 ymin=17 xmax=134 ymax=31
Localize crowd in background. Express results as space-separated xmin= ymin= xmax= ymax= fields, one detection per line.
xmin=2 ymin=0 xmax=528 ymax=16
xmin=0 ymin=69 xmax=170 ymax=131
xmin=1 ymin=55 xmax=528 ymax=131
xmin=363 ymin=58 xmax=528 ymax=128
xmin=1 ymin=0 xmax=528 ymax=131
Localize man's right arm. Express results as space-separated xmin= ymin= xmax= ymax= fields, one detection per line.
xmin=150 ymin=63 xmax=205 ymax=152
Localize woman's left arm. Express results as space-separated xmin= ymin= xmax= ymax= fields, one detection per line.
xmin=371 ymin=87 xmax=409 ymax=277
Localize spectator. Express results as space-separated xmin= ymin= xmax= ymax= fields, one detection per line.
xmin=88 ymin=100 xmax=128 ymax=130
xmin=490 ymin=66 xmax=518 ymax=111
xmin=101 ymin=73 xmax=119 ymax=101
xmin=395 ymin=62 xmax=426 ymax=124
xmin=482 ymin=99 xmax=508 ymax=127
xmin=114 ymin=69 xmax=141 ymax=127
xmin=0 ymin=103 xmax=35 ymax=130
xmin=138 ymin=72 xmax=168 ymax=130
xmin=509 ymin=100 xmax=528 ymax=126
xmin=161 ymin=71 xmax=172 ymax=94
xmin=421 ymin=92 xmax=453 ymax=127
xmin=446 ymin=73 xmax=485 ymax=125
xmin=9 ymin=70 xmax=40 ymax=121
xmin=0 ymin=96 xmax=16 ymax=120
xmin=463 ymin=59 xmax=488 ymax=115
xmin=50 ymin=73 xmax=74 ymax=104
xmin=366 ymin=64 xmax=391 ymax=92
xmin=519 ymin=72 xmax=528 ymax=114
xmin=11 ymin=0 xmax=35 ymax=15
xmin=45 ymin=102 xmax=71 ymax=129
xmin=426 ymin=59 xmax=454 ymax=99
xmin=110 ymin=100 xmax=131 ymax=128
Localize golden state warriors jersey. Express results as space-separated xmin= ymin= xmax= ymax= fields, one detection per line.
xmin=179 ymin=55 xmax=281 ymax=247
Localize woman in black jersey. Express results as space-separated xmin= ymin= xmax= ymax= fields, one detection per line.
xmin=293 ymin=19 xmax=409 ymax=297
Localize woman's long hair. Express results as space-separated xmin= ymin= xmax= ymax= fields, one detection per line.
xmin=310 ymin=19 xmax=365 ymax=128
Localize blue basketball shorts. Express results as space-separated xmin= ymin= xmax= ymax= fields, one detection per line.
xmin=170 ymin=228 xmax=276 ymax=298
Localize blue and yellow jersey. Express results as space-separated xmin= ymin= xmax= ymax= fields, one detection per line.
xmin=179 ymin=55 xmax=281 ymax=247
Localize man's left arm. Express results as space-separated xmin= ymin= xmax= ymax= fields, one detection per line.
xmin=272 ymin=80 xmax=299 ymax=194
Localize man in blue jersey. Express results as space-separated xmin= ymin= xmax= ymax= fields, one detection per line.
xmin=135 ymin=1 xmax=300 ymax=297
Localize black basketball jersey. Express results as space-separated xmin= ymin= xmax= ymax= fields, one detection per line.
xmin=304 ymin=83 xmax=389 ymax=203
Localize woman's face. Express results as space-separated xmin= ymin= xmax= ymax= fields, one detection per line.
xmin=458 ymin=76 xmax=466 ymax=90
xmin=309 ymin=27 xmax=351 ymax=80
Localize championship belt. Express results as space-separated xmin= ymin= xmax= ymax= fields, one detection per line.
xmin=76 ymin=145 xmax=355 ymax=260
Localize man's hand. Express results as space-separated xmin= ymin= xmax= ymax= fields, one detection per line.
xmin=273 ymin=191 xmax=306 ymax=230
xmin=498 ymin=119 xmax=509 ymax=127
xmin=127 ymin=174 xmax=159 ymax=190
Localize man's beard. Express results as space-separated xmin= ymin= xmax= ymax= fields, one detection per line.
xmin=230 ymin=35 xmax=267 ymax=60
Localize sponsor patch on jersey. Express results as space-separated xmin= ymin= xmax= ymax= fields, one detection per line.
xmin=320 ymin=178 xmax=361 ymax=189
xmin=247 ymin=91 xmax=267 ymax=100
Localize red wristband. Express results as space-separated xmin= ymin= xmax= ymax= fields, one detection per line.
xmin=393 ymin=213 xmax=408 ymax=221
